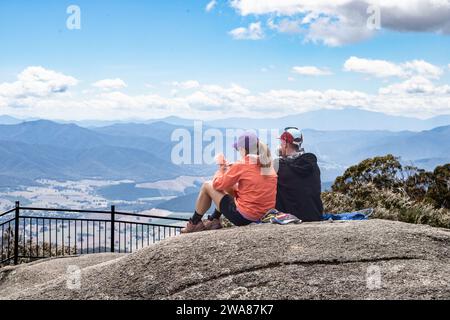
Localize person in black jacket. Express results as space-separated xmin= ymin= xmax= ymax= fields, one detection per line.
xmin=275 ymin=127 xmax=323 ymax=222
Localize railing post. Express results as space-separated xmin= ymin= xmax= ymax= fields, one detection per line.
xmin=14 ymin=201 xmax=20 ymax=265
xmin=110 ymin=205 xmax=115 ymax=253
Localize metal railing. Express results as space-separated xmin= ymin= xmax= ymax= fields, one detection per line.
xmin=0 ymin=201 xmax=189 ymax=265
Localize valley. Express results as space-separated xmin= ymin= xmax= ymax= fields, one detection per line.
xmin=0 ymin=111 xmax=449 ymax=215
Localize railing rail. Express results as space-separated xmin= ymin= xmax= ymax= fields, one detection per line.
xmin=0 ymin=208 xmax=16 ymax=217
xmin=0 ymin=201 xmax=189 ymax=265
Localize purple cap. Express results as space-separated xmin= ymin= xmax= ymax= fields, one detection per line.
xmin=233 ymin=131 xmax=259 ymax=150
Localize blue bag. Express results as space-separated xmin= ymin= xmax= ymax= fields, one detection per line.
xmin=322 ymin=208 xmax=374 ymax=221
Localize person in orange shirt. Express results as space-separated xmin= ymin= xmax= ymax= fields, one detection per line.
xmin=181 ymin=131 xmax=278 ymax=233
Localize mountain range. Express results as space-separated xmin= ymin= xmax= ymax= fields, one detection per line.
xmin=201 ymin=109 xmax=450 ymax=132
xmin=0 ymin=115 xmax=23 ymax=125
xmin=0 ymin=120 xmax=188 ymax=185
xmin=3 ymin=109 xmax=450 ymax=131
xmin=92 ymin=119 xmax=450 ymax=170
xmin=0 ymin=118 xmax=448 ymax=187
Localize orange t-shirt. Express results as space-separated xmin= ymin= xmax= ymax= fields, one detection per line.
xmin=212 ymin=155 xmax=278 ymax=221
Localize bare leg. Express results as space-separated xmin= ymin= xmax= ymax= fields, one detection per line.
xmin=195 ymin=181 xmax=226 ymax=215
xmin=182 ymin=181 xmax=226 ymax=233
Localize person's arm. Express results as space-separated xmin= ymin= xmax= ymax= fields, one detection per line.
xmin=212 ymin=163 xmax=242 ymax=191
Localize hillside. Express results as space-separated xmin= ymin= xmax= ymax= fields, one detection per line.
xmin=0 ymin=121 xmax=187 ymax=182
xmin=0 ymin=140 xmax=182 ymax=182
xmin=1 ymin=219 xmax=449 ymax=300
xmin=0 ymin=115 xmax=22 ymax=125
xmin=0 ymin=120 xmax=449 ymax=187
xmin=94 ymin=121 xmax=450 ymax=170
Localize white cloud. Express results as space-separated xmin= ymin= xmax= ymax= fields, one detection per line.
xmin=2 ymin=66 xmax=450 ymax=121
xmin=208 ymin=83 xmax=250 ymax=95
xmin=205 ymin=0 xmax=217 ymax=12
xmin=305 ymin=16 xmax=374 ymax=47
xmin=229 ymin=0 xmax=450 ymax=46
xmin=344 ymin=56 xmax=404 ymax=78
xmin=344 ymin=56 xmax=443 ymax=79
xmin=229 ymin=22 xmax=264 ymax=40
xmin=268 ymin=18 xmax=302 ymax=34
xmin=379 ymin=76 xmax=450 ymax=95
xmin=0 ymin=66 xmax=78 ymax=99
xmin=92 ymin=78 xmax=127 ymax=90
xmin=379 ymin=76 xmax=434 ymax=95
xmin=402 ymin=60 xmax=443 ymax=79
xmin=292 ymin=66 xmax=332 ymax=76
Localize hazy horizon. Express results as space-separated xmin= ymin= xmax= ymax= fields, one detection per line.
xmin=2 ymin=107 xmax=450 ymax=123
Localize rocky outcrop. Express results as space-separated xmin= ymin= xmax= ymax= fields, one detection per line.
xmin=1 ymin=219 xmax=449 ymax=300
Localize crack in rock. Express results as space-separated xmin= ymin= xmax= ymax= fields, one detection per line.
xmin=168 ymin=256 xmax=421 ymax=296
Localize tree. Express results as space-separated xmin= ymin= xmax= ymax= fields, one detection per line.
xmin=331 ymin=155 xmax=449 ymax=210
xmin=426 ymin=164 xmax=450 ymax=209
xmin=404 ymin=167 xmax=434 ymax=203
xmin=332 ymin=154 xmax=403 ymax=193
xmin=325 ymin=155 xmax=450 ymax=229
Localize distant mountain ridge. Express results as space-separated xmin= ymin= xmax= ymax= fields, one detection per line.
xmin=155 ymin=109 xmax=450 ymax=132
xmin=3 ymin=108 xmax=450 ymax=131
xmin=0 ymin=119 xmax=448 ymax=189
xmin=202 ymin=109 xmax=450 ymax=132
xmin=0 ymin=121 xmax=190 ymax=184
xmin=94 ymin=120 xmax=450 ymax=169
xmin=0 ymin=139 xmax=182 ymax=184
xmin=0 ymin=115 xmax=23 ymax=125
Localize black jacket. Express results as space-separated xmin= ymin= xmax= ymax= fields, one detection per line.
xmin=275 ymin=152 xmax=323 ymax=222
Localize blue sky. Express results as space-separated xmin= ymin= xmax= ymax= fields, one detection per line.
xmin=1 ymin=0 xmax=450 ymax=121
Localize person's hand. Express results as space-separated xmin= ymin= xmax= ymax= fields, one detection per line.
xmin=215 ymin=153 xmax=228 ymax=166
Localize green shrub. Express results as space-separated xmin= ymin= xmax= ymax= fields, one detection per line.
xmin=324 ymin=155 xmax=450 ymax=229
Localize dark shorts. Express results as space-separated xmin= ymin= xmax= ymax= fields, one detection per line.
xmin=219 ymin=195 xmax=254 ymax=226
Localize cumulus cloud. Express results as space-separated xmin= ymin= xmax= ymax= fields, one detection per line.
xmin=229 ymin=0 xmax=450 ymax=46
xmin=379 ymin=76 xmax=435 ymax=94
xmin=2 ymin=66 xmax=450 ymax=121
xmin=305 ymin=15 xmax=374 ymax=47
xmin=229 ymin=22 xmax=264 ymax=40
xmin=402 ymin=60 xmax=443 ymax=79
xmin=0 ymin=66 xmax=78 ymax=99
xmin=379 ymin=76 xmax=450 ymax=95
xmin=268 ymin=18 xmax=303 ymax=34
xmin=292 ymin=66 xmax=333 ymax=76
xmin=205 ymin=0 xmax=217 ymax=12
xmin=92 ymin=78 xmax=127 ymax=90
xmin=344 ymin=56 xmax=443 ymax=79
xmin=344 ymin=56 xmax=404 ymax=78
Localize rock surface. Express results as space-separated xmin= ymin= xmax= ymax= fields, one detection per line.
xmin=1 ymin=219 xmax=449 ymax=300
